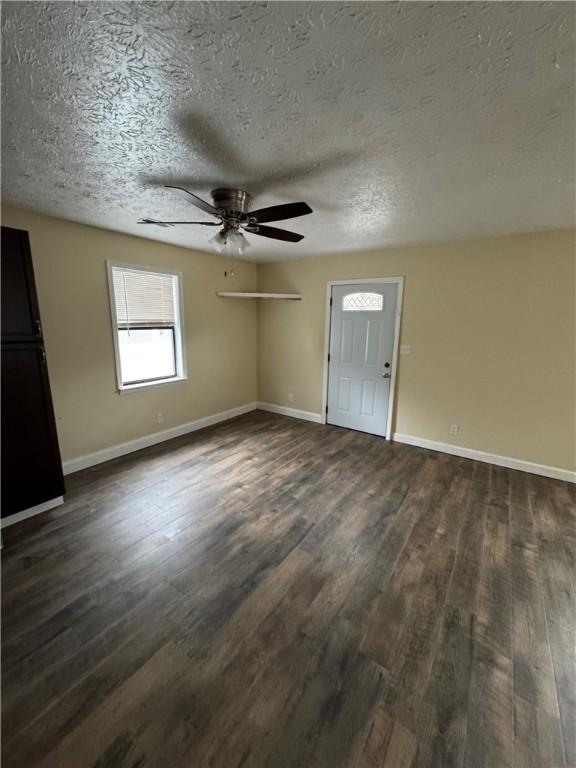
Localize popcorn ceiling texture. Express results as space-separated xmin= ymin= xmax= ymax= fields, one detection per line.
xmin=1 ymin=1 xmax=574 ymax=261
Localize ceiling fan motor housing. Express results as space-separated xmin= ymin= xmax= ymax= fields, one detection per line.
xmin=211 ymin=188 xmax=252 ymax=220
xmin=140 ymin=185 xmax=310 ymax=242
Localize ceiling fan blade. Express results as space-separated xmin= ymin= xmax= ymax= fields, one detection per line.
xmin=245 ymin=224 xmax=304 ymax=243
xmin=164 ymin=185 xmax=220 ymax=217
xmin=138 ymin=218 xmax=175 ymax=228
xmin=138 ymin=219 xmax=220 ymax=226
xmin=247 ymin=201 xmax=312 ymax=224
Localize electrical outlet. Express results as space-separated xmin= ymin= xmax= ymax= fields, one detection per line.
xmin=449 ymin=424 xmax=459 ymax=435
xmin=157 ymin=413 xmax=164 ymax=424
xmin=287 ymin=392 xmax=294 ymax=403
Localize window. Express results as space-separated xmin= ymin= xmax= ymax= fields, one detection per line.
xmin=108 ymin=263 xmax=186 ymax=390
xmin=342 ymin=292 xmax=383 ymax=311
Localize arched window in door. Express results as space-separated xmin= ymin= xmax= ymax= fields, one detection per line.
xmin=342 ymin=292 xmax=383 ymax=311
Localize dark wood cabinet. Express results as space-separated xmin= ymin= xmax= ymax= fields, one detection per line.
xmin=1 ymin=226 xmax=65 ymax=518
xmin=1 ymin=226 xmax=43 ymax=342
xmin=1 ymin=345 xmax=65 ymax=514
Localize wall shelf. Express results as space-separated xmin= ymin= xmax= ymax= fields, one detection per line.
xmin=216 ymin=292 xmax=302 ymax=300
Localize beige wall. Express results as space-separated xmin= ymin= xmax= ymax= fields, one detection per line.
xmin=2 ymin=206 xmax=258 ymax=462
xmin=257 ymin=230 xmax=576 ymax=472
xmin=3 ymin=206 xmax=574 ymax=473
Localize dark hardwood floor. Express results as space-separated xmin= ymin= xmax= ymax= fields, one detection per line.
xmin=2 ymin=411 xmax=574 ymax=768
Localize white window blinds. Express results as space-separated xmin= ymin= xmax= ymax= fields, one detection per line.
xmin=112 ymin=267 xmax=177 ymax=328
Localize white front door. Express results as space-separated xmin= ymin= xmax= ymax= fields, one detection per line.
xmin=327 ymin=282 xmax=398 ymax=437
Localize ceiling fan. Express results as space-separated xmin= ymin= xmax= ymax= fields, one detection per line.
xmin=138 ymin=186 xmax=313 ymax=254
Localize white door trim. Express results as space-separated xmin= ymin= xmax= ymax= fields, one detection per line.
xmin=321 ymin=277 xmax=404 ymax=439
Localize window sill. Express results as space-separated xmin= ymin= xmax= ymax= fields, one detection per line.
xmin=118 ymin=376 xmax=188 ymax=393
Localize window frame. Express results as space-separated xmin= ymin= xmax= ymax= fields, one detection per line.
xmin=106 ymin=261 xmax=187 ymax=393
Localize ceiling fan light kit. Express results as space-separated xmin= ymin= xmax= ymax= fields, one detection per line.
xmin=210 ymin=229 xmax=250 ymax=255
xmin=138 ymin=186 xmax=313 ymax=256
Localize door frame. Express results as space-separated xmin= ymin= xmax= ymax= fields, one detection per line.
xmin=321 ymin=277 xmax=405 ymax=440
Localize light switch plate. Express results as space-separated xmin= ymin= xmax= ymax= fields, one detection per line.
xmin=400 ymin=344 xmax=411 ymax=355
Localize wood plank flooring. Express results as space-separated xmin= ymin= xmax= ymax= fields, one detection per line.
xmin=2 ymin=410 xmax=574 ymax=768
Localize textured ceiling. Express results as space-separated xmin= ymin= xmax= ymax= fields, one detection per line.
xmin=2 ymin=1 xmax=575 ymax=262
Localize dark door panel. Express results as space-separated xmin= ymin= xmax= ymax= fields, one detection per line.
xmin=1 ymin=226 xmax=43 ymax=342
xmin=1 ymin=224 xmax=64 ymax=519
xmin=1 ymin=344 xmax=65 ymax=516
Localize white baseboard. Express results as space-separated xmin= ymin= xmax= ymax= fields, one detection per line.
xmin=257 ymin=402 xmax=324 ymax=424
xmin=393 ymin=433 xmax=576 ymax=484
xmin=254 ymin=407 xmax=574 ymax=482
xmin=62 ymin=402 xmax=258 ymax=475
xmin=1 ymin=496 xmax=64 ymax=529
xmin=59 ymin=400 xmax=574 ymax=483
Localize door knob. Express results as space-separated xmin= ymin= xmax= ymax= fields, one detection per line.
xmin=382 ymin=372 xmax=390 ymax=378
